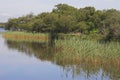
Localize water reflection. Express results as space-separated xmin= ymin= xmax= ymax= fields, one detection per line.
xmin=4 ymin=39 xmax=120 ymax=80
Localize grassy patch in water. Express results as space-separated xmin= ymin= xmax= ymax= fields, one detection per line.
xmin=3 ymin=31 xmax=48 ymax=43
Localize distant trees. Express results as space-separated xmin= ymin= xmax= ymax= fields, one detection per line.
xmin=0 ymin=23 xmax=6 ymax=27
xmin=5 ymin=4 xmax=120 ymax=41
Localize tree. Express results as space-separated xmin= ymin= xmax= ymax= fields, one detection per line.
xmin=56 ymin=15 xmax=76 ymax=33
xmin=32 ymin=19 xmax=46 ymax=32
xmin=5 ymin=18 xmax=19 ymax=30
xmin=100 ymin=9 xmax=120 ymax=41
xmin=42 ymin=13 xmax=59 ymax=32
xmin=74 ymin=21 xmax=88 ymax=34
xmin=53 ymin=4 xmax=77 ymax=15
xmin=77 ymin=7 xmax=95 ymax=22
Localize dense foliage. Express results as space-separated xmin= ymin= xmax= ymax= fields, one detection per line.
xmin=5 ymin=4 xmax=120 ymax=41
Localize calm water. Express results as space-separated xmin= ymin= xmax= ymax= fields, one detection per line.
xmin=0 ymin=35 xmax=120 ymax=80
xmin=0 ymin=28 xmax=5 ymax=32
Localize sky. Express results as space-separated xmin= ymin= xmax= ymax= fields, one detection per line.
xmin=0 ymin=0 xmax=120 ymax=22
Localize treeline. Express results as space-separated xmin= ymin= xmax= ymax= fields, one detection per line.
xmin=5 ymin=4 xmax=120 ymax=41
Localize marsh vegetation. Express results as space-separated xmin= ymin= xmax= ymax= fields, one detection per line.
xmin=3 ymin=32 xmax=120 ymax=66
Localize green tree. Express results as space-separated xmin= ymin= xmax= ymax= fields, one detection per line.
xmin=56 ymin=15 xmax=76 ymax=33
xmin=100 ymin=9 xmax=120 ymax=41
xmin=53 ymin=4 xmax=77 ymax=15
xmin=74 ymin=21 xmax=88 ymax=34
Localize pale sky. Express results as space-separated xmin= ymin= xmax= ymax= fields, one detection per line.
xmin=0 ymin=0 xmax=120 ymax=22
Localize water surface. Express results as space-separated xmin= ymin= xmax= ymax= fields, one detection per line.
xmin=0 ymin=28 xmax=5 ymax=32
xmin=0 ymin=35 xmax=119 ymax=80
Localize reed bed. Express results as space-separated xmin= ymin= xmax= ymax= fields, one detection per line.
xmin=55 ymin=36 xmax=120 ymax=65
xmin=3 ymin=31 xmax=48 ymax=42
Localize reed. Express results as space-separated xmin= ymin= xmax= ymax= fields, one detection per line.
xmin=3 ymin=31 xmax=48 ymax=42
xmin=55 ymin=36 xmax=120 ymax=61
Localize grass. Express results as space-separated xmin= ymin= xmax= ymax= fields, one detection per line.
xmin=3 ymin=31 xmax=48 ymax=43
xmin=56 ymin=37 xmax=120 ymax=59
